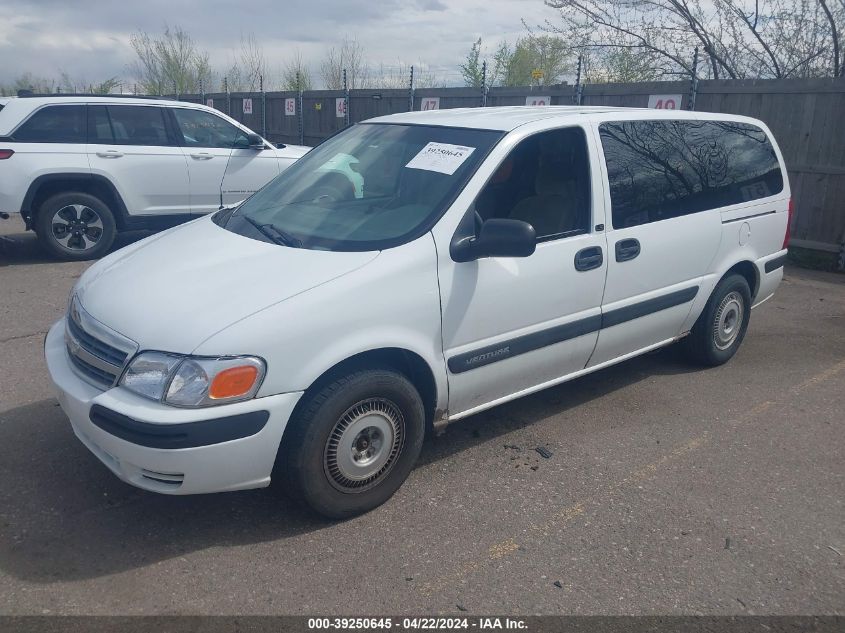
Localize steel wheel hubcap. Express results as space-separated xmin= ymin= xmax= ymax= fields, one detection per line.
xmin=51 ymin=204 xmax=103 ymax=251
xmin=324 ymin=398 xmax=404 ymax=493
xmin=713 ymin=291 xmax=744 ymax=350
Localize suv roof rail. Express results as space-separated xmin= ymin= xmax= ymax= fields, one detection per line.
xmin=16 ymin=91 xmax=176 ymax=100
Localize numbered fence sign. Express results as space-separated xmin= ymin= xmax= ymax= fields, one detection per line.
xmin=206 ymin=98 xmax=214 ymax=108
xmin=420 ymin=97 xmax=440 ymax=111
xmin=242 ymin=98 xmax=253 ymax=114
xmin=285 ymin=98 xmax=296 ymax=116
xmin=647 ymin=94 xmax=682 ymax=109
xmin=336 ymin=97 xmax=347 ymax=118
xmin=525 ymin=96 xmax=551 ymax=106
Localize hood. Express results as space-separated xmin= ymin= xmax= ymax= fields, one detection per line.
xmin=76 ymin=216 xmax=378 ymax=353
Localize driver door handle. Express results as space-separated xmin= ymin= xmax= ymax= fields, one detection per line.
xmin=574 ymin=246 xmax=603 ymax=272
xmin=96 ymin=150 xmax=123 ymax=158
xmin=190 ymin=152 xmax=214 ymax=160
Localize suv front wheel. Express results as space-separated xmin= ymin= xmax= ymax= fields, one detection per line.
xmin=36 ymin=192 xmax=116 ymax=261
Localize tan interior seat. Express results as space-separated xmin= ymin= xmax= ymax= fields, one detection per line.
xmin=508 ymin=167 xmax=579 ymax=237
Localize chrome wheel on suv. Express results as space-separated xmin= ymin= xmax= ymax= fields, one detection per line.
xmin=36 ymin=192 xmax=116 ymax=260
xmin=51 ymin=204 xmax=105 ymax=252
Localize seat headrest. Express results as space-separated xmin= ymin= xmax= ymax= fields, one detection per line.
xmin=535 ymin=165 xmax=574 ymax=197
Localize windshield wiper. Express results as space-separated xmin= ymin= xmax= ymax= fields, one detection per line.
xmin=242 ymin=215 xmax=302 ymax=248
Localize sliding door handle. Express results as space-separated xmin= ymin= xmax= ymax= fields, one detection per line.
xmin=615 ymin=238 xmax=641 ymax=262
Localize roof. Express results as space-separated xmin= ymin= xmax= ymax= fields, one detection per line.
xmin=366 ymin=105 xmax=754 ymax=131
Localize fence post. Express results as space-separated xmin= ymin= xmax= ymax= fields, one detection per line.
xmin=297 ymin=72 xmax=304 ymax=146
xmin=260 ymin=74 xmax=266 ymax=137
xmin=408 ymin=66 xmax=415 ymax=111
xmin=224 ymin=76 xmax=231 ymax=116
xmin=343 ymin=69 xmax=350 ymax=126
xmin=174 ymin=81 xmax=179 ymax=101
xmin=481 ymin=60 xmax=488 ymax=107
xmin=200 ymin=79 xmax=205 ymax=105
xmin=573 ymin=54 xmax=583 ymax=105
xmin=688 ymin=47 xmax=699 ymax=111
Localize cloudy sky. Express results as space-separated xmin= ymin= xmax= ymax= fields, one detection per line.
xmin=0 ymin=0 xmax=562 ymax=88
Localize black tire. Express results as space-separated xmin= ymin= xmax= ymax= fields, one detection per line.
xmin=683 ymin=273 xmax=752 ymax=367
xmin=276 ymin=369 xmax=425 ymax=519
xmin=35 ymin=192 xmax=116 ymax=261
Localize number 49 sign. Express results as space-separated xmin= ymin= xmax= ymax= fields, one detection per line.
xmin=647 ymin=94 xmax=683 ymax=109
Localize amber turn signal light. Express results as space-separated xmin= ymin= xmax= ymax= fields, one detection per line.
xmin=209 ymin=365 xmax=260 ymax=399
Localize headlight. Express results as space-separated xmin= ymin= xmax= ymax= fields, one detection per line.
xmin=119 ymin=352 xmax=266 ymax=407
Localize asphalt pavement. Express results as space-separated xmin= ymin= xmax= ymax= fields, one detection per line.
xmin=1 ymin=216 xmax=843 ymax=615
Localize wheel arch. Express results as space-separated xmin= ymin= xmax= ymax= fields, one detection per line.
xmin=281 ymin=347 xmax=441 ymax=445
xmin=22 ymin=174 xmax=129 ymax=230
xmin=722 ymin=260 xmax=759 ymax=301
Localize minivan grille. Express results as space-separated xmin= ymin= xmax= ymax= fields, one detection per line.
xmin=65 ymin=296 xmax=138 ymax=388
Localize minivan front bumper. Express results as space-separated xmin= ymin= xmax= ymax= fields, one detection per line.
xmin=45 ymin=319 xmax=303 ymax=495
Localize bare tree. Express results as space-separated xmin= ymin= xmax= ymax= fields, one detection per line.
xmin=226 ymin=33 xmax=267 ymax=92
xmin=0 ymin=72 xmax=55 ymax=96
xmin=130 ymin=25 xmax=213 ymax=94
xmin=373 ymin=61 xmax=440 ymax=89
xmin=281 ymin=51 xmax=313 ymax=91
xmin=543 ymin=0 xmax=845 ymax=79
xmin=319 ymin=37 xmax=370 ymax=89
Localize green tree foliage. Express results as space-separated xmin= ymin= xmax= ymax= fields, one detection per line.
xmin=130 ymin=25 xmax=214 ymax=94
xmin=492 ymin=36 xmax=572 ymax=86
xmin=460 ymin=38 xmax=485 ymax=87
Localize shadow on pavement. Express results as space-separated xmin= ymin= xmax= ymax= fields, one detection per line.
xmin=0 ymin=345 xmax=699 ymax=584
xmin=0 ymin=229 xmax=154 ymax=267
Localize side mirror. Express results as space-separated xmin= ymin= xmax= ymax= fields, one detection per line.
xmin=246 ymin=133 xmax=265 ymax=150
xmin=451 ymin=218 xmax=536 ymax=262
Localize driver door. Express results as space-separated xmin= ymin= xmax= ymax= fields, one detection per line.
xmin=436 ymin=125 xmax=609 ymax=416
xmin=169 ymin=107 xmax=281 ymax=215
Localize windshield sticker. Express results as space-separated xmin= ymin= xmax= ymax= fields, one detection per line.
xmin=405 ymin=142 xmax=476 ymax=175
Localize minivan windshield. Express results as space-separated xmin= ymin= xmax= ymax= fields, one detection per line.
xmin=221 ymin=123 xmax=502 ymax=251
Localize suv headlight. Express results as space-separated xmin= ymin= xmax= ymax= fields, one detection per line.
xmin=120 ymin=352 xmax=266 ymax=407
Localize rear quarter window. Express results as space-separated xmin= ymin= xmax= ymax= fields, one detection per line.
xmin=12 ymin=105 xmax=87 ymax=143
xmin=599 ymin=119 xmax=784 ymax=229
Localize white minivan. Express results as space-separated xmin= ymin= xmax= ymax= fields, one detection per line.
xmin=45 ymin=106 xmax=791 ymax=518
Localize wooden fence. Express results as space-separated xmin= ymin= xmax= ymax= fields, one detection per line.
xmin=176 ymin=77 xmax=845 ymax=253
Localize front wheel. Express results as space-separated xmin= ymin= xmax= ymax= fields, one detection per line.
xmin=277 ymin=369 xmax=425 ymax=519
xmin=35 ymin=192 xmax=116 ymax=261
xmin=683 ymin=273 xmax=752 ymax=366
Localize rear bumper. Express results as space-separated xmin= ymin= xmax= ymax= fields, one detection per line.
xmin=753 ymin=249 xmax=787 ymax=307
xmin=45 ymin=319 xmax=303 ymax=495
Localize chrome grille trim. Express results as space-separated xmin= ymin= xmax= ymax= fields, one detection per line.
xmin=65 ymin=296 xmax=139 ymax=388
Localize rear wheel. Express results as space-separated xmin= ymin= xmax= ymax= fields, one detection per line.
xmin=36 ymin=192 xmax=116 ymax=260
xmin=683 ymin=273 xmax=752 ymax=366
xmin=277 ymin=369 xmax=425 ymax=519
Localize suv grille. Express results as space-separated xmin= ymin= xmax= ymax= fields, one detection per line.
xmin=65 ymin=296 xmax=138 ymax=388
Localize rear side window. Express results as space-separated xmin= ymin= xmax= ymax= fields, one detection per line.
xmin=13 ymin=105 xmax=87 ymax=143
xmin=98 ymin=105 xmax=171 ymax=146
xmin=600 ymin=120 xmax=784 ymax=229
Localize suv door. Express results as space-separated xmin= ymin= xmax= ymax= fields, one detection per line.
xmin=436 ymin=125 xmax=608 ymax=416
xmin=588 ymin=118 xmax=723 ymax=367
xmin=169 ymin=107 xmax=281 ymax=215
xmin=87 ymin=104 xmax=190 ymax=216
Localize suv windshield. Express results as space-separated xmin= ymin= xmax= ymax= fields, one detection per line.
xmin=221 ymin=123 xmax=502 ymax=251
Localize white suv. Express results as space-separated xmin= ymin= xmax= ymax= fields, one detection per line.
xmin=45 ymin=106 xmax=791 ymax=518
xmin=0 ymin=95 xmax=309 ymax=259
